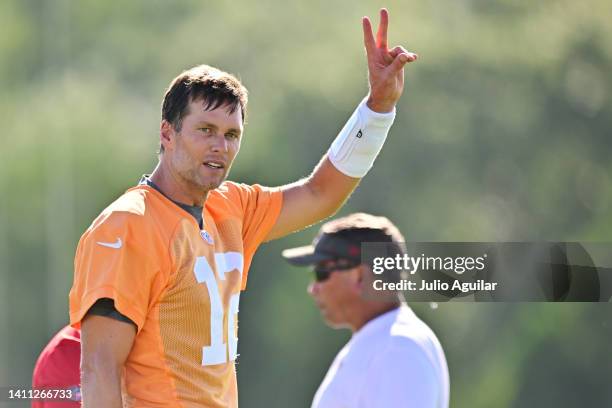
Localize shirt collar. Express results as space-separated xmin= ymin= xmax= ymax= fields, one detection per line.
xmin=352 ymin=304 xmax=414 ymax=341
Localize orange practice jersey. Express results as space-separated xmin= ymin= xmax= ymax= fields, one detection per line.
xmin=69 ymin=181 xmax=282 ymax=407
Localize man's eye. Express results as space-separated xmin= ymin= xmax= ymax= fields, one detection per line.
xmin=225 ymin=133 xmax=238 ymax=139
xmin=200 ymin=128 xmax=211 ymax=133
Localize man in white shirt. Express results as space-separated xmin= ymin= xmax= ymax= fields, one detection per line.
xmin=283 ymin=213 xmax=449 ymax=408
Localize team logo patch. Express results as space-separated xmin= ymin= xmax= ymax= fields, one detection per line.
xmin=201 ymin=230 xmax=214 ymax=245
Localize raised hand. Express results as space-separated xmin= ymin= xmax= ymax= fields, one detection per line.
xmin=362 ymin=8 xmax=418 ymax=113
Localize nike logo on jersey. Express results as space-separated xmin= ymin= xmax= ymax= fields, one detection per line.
xmin=96 ymin=238 xmax=122 ymax=249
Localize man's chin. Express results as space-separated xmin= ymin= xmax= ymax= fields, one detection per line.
xmin=205 ymin=181 xmax=223 ymax=191
xmin=319 ymin=310 xmax=343 ymax=329
xmin=199 ymin=175 xmax=228 ymax=191
xmin=325 ymin=319 xmax=349 ymax=330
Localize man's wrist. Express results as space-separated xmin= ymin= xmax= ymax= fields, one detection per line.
xmin=327 ymin=98 xmax=396 ymax=178
xmin=359 ymin=98 xmax=396 ymax=127
xmin=366 ymin=96 xmax=396 ymax=113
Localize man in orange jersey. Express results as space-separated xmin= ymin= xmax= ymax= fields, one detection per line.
xmin=69 ymin=8 xmax=417 ymax=407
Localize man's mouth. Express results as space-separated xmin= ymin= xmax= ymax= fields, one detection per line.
xmin=203 ymin=161 xmax=225 ymax=170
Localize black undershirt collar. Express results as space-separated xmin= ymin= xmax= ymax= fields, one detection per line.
xmin=138 ymin=175 xmax=204 ymax=229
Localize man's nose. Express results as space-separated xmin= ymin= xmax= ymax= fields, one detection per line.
xmin=210 ymin=133 xmax=229 ymax=153
xmin=308 ymin=281 xmax=320 ymax=297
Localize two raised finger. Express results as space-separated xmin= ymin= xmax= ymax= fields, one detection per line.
xmin=363 ymin=9 xmax=418 ymax=65
xmin=362 ymin=8 xmax=389 ymax=56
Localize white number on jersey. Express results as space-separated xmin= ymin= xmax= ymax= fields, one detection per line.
xmin=194 ymin=252 xmax=244 ymax=366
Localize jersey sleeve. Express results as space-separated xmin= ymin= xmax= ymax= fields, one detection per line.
xmin=69 ymin=211 xmax=167 ymax=332
xmin=222 ymin=182 xmax=283 ymax=289
xmin=358 ymin=340 xmax=442 ymax=408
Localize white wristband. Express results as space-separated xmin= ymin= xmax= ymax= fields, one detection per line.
xmin=327 ymin=98 xmax=396 ymax=178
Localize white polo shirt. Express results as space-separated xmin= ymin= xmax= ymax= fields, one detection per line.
xmin=312 ymin=305 xmax=449 ymax=408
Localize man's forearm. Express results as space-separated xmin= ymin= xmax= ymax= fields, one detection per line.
xmin=80 ymin=312 xmax=137 ymax=407
xmin=82 ymin=362 xmax=124 ymax=408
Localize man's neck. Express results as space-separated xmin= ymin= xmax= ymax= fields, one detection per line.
xmin=149 ymin=161 xmax=208 ymax=207
xmin=350 ymin=302 xmax=400 ymax=333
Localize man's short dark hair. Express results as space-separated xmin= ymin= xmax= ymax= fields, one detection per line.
xmin=159 ymin=64 xmax=248 ymax=153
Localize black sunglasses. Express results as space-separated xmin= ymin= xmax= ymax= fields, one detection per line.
xmin=313 ymin=259 xmax=360 ymax=282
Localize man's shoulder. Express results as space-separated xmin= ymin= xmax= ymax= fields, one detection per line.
xmin=209 ymin=181 xmax=237 ymax=197
xmin=376 ymin=307 xmax=448 ymax=379
xmin=211 ymin=181 xmax=279 ymax=199
xmin=87 ymin=186 xmax=176 ymax=236
xmin=390 ymin=307 xmax=441 ymax=342
xmin=353 ymin=307 xmax=443 ymax=360
xmin=206 ymin=181 xmax=257 ymax=214
xmin=208 ymin=181 xmax=282 ymax=215
xmin=105 ymin=185 xmax=158 ymax=215
xmin=203 ymin=181 xmax=242 ymax=219
xmin=209 ymin=181 xmax=251 ymax=200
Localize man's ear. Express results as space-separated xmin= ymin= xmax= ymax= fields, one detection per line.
xmin=160 ymin=120 xmax=175 ymax=152
xmin=353 ymin=265 xmax=369 ymax=294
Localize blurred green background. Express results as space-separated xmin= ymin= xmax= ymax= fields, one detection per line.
xmin=1 ymin=0 xmax=611 ymax=407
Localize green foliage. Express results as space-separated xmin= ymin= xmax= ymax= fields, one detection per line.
xmin=1 ymin=0 xmax=611 ymax=406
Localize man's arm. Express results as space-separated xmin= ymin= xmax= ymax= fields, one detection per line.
xmin=80 ymin=314 xmax=136 ymax=408
xmin=265 ymin=9 xmax=417 ymax=240
xmin=266 ymin=157 xmax=359 ymax=241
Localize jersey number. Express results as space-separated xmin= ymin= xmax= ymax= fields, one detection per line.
xmin=194 ymin=252 xmax=244 ymax=366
